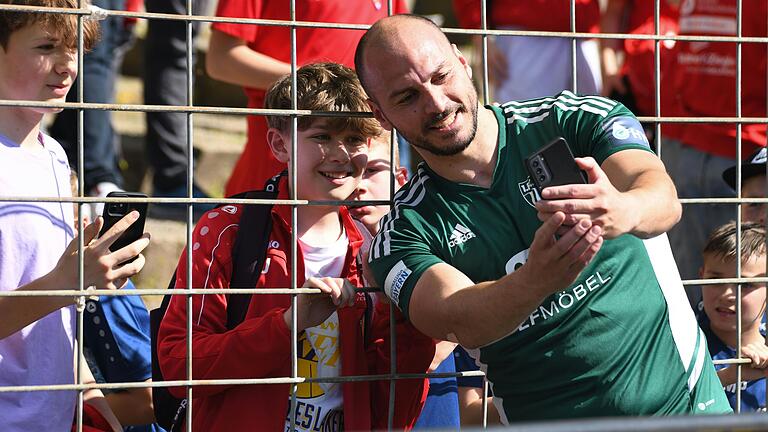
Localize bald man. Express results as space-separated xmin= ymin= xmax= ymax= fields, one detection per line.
xmin=356 ymin=15 xmax=731 ymax=423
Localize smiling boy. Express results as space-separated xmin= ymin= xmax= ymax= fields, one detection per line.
xmin=699 ymin=221 xmax=768 ymax=412
xmin=157 ymin=62 xmax=433 ymax=432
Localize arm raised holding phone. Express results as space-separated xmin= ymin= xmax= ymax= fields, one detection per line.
xmin=535 ymin=149 xmax=681 ymax=239
xmin=0 ymin=212 xmax=150 ymax=339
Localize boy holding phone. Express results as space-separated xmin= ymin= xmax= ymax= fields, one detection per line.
xmin=0 ymin=2 xmax=150 ymax=430
xmin=157 ymin=62 xmax=434 ymax=432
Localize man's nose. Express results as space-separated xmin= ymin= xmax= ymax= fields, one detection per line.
xmin=423 ymin=86 xmax=448 ymax=114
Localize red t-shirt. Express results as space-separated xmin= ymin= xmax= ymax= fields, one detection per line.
xmin=620 ymin=1 xmax=680 ymax=118
xmin=213 ymin=0 xmax=408 ymax=196
xmin=671 ymin=0 xmax=767 ymax=158
xmin=452 ymin=0 xmax=600 ymax=33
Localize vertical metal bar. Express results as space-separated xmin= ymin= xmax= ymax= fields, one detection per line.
xmin=387 ymin=0 xmax=397 ymax=430
xmin=387 ymin=2 xmax=396 ymax=430
xmin=653 ymin=0 xmax=662 ymax=159
xmin=481 ymin=379 xmax=489 ymax=428
xmin=185 ymin=0 xmax=195 ymax=429
xmin=734 ymin=0 xmax=744 ymax=413
xmin=764 ymin=0 xmax=768 ymax=412
xmin=570 ymin=0 xmax=577 ymax=93
xmin=289 ymin=1 xmax=299 ymax=430
xmin=479 ymin=0 xmax=489 ymax=105
xmin=75 ymin=2 xmax=85 ymax=431
xmin=479 ymin=2 xmax=491 ymax=425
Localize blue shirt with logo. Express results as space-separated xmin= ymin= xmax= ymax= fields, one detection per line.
xmin=697 ymin=304 xmax=766 ymax=412
xmin=83 ymin=280 xmax=166 ymax=432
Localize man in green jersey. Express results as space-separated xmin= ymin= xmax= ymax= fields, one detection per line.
xmin=354 ymin=14 xmax=731 ymax=423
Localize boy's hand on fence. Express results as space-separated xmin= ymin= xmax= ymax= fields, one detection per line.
xmin=741 ymin=343 xmax=768 ymax=380
xmin=53 ymin=213 xmax=150 ymax=291
xmin=284 ymin=277 xmax=356 ymax=332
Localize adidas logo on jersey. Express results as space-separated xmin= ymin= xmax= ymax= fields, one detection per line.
xmin=448 ymin=224 xmax=476 ymax=247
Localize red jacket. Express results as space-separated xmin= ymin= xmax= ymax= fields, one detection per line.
xmin=157 ymin=177 xmax=434 ymax=431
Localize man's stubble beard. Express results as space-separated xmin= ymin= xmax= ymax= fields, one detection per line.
xmin=398 ymin=99 xmax=479 ymax=157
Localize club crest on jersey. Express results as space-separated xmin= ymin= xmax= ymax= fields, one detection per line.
xmin=519 ymin=178 xmax=541 ymax=208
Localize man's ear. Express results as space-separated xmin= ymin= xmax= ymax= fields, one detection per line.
xmin=367 ymin=99 xmax=393 ymax=131
xmin=395 ymin=166 xmax=408 ymax=187
xmin=452 ymin=43 xmax=473 ymax=80
xmin=266 ymin=128 xmax=290 ymax=163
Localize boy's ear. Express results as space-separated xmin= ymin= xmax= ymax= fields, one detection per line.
xmin=266 ymin=128 xmax=290 ymax=163
xmin=367 ymin=99 xmax=393 ymax=131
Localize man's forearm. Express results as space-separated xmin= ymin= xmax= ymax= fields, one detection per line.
xmin=622 ymin=170 xmax=682 ymax=238
xmin=443 ymin=271 xmax=549 ymax=349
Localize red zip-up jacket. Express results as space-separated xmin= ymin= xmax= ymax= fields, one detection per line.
xmin=157 ymin=177 xmax=435 ymax=431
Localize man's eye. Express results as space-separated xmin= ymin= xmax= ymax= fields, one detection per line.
xmin=312 ymin=134 xmax=330 ymax=141
xmin=397 ymin=93 xmax=414 ymax=105
xmin=37 ymin=44 xmax=55 ymax=51
xmin=433 ymin=72 xmax=449 ymax=84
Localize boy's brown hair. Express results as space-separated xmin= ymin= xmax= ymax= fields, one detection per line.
xmin=369 ymin=129 xmax=401 ymax=168
xmin=0 ymin=0 xmax=100 ymax=50
xmin=265 ymin=62 xmax=381 ymax=138
xmin=703 ymin=221 xmax=767 ymax=264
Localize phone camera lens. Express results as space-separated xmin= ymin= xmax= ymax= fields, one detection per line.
xmin=536 ymin=168 xmax=543 ymax=175
xmin=539 ymin=175 xmax=546 ymax=182
xmin=532 ymin=160 xmax=540 ymax=167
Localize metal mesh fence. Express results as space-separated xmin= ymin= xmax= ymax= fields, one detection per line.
xmin=0 ymin=0 xmax=766 ymax=430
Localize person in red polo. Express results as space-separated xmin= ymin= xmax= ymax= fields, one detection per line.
xmin=662 ymin=0 xmax=767 ymax=306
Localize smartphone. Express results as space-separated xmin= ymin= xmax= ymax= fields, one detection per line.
xmin=524 ymin=137 xmax=587 ymax=194
xmin=99 ymin=191 xmax=148 ymax=255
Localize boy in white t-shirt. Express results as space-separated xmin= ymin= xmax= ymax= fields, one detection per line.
xmin=0 ymin=1 xmax=150 ymax=430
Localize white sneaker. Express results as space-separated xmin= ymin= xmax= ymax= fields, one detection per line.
xmin=89 ymin=182 xmax=122 ymax=217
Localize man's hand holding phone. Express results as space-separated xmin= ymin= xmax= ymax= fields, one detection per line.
xmin=535 ymin=156 xmax=630 ymax=239
xmin=52 ymin=206 xmax=151 ymax=292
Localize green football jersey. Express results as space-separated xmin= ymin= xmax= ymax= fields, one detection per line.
xmin=368 ymin=91 xmax=731 ymax=422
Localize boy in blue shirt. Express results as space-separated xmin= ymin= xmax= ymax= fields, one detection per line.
xmin=699 ymin=221 xmax=768 ymax=412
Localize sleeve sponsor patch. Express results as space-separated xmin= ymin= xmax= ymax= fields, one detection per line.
xmin=600 ymin=116 xmax=650 ymax=149
xmin=384 ymin=260 xmax=412 ymax=306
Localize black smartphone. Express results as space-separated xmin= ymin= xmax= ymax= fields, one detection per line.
xmin=524 ymin=137 xmax=587 ymax=194
xmin=99 ymin=191 xmax=148 ymax=254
